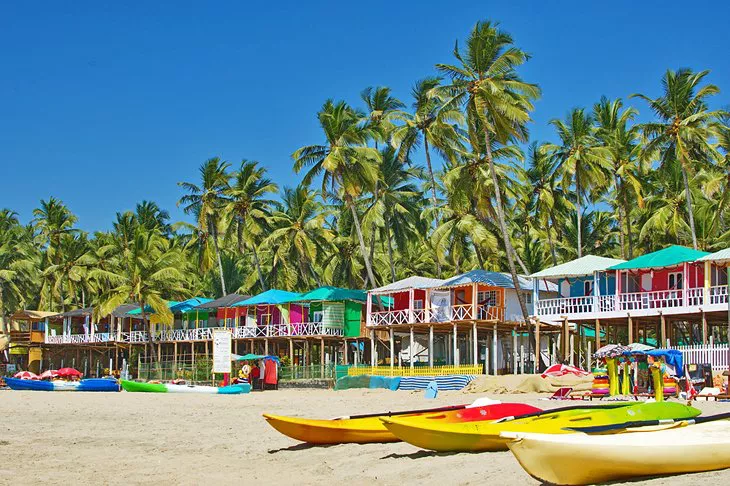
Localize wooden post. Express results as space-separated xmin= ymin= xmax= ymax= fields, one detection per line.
xmin=173 ymin=342 xmax=178 ymax=377
xmin=408 ymin=288 xmax=415 ymax=323
xmin=627 ymin=315 xmax=633 ymax=344
xmin=452 ymin=324 xmax=458 ymax=366
xmin=472 ymin=322 xmax=478 ymax=366
xmin=701 ymin=311 xmax=708 ymax=345
xmin=587 ymin=341 xmax=592 ymax=370
xmin=595 ymin=319 xmax=601 ymax=350
xmin=410 ymin=327 xmax=415 ymax=370
xmin=320 ymin=337 xmax=325 ymax=377
xmin=562 ymin=318 xmax=569 ymax=360
xmin=471 ymin=283 xmax=478 ymax=320
xmin=264 ymin=338 xmax=269 ymax=356
xmin=389 ymin=328 xmax=394 ymax=370
xmin=660 ymin=313 xmax=667 ymax=347
xmin=370 ymin=329 xmax=376 ymax=366
xmin=492 ymin=324 xmax=497 ymax=376
xmin=428 ymin=326 xmax=434 ymax=368
xmin=534 ymin=319 xmax=541 ymax=373
xmin=191 ymin=342 xmax=195 ymax=380
xmin=289 ymin=339 xmax=294 ymax=366
xmin=512 ymin=328 xmax=518 ymax=374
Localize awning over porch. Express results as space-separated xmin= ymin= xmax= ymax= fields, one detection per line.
xmin=529 ymin=255 xmax=626 ymax=279
xmin=698 ymin=248 xmax=730 ymax=266
xmin=608 ymin=245 xmax=710 ymax=271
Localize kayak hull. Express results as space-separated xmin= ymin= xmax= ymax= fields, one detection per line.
xmin=382 ymin=402 xmax=700 ymax=452
xmin=506 ymin=420 xmax=730 ymax=485
xmin=264 ymin=403 xmax=542 ymax=445
xmin=120 ymin=380 xmax=250 ymax=394
xmin=5 ymin=377 xmax=119 ymax=392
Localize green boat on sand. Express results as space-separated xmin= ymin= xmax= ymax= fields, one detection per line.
xmin=121 ymin=380 xmax=250 ymax=394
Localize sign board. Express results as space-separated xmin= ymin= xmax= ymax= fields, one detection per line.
xmin=6 ymin=364 xmax=17 ymax=373
xmin=212 ymin=329 xmax=232 ymax=374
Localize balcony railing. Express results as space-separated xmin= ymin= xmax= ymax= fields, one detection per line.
xmin=368 ymin=305 xmax=505 ymax=326
xmin=47 ymin=323 xmax=344 ymax=344
xmin=536 ymin=285 xmax=729 ymax=318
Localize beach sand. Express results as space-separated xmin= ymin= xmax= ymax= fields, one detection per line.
xmin=1 ymin=387 xmax=729 ymax=485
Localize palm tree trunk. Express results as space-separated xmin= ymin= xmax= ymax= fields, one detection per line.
xmin=0 ymin=286 xmax=5 ymax=334
xmin=384 ymin=218 xmax=397 ymax=283
xmin=546 ymin=216 xmax=558 ymax=266
xmin=483 ymin=204 xmax=530 ymax=274
xmin=211 ymin=224 xmax=227 ymax=295
xmin=251 ymin=244 xmax=267 ymax=291
xmin=482 ymin=131 xmax=530 ymax=322
xmin=576 ymin=172 xmax=583 ymax=258
xmin=679 ymin=160 xmax=699 ymax=250
xmin=614 ymin=174 xmax=626 ymax=259
xmin=369 ymin=181 xmax=379 ymax=264
xmin=622 ymin=184 xmax=635 ymax=259
xmin=423 ymin=137 xmax=439 ymax=206
xmin=346 ymin=196 xmax=379 ymax=291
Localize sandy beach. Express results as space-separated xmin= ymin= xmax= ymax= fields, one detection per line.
xmin=1 ymin=387 xmax=729 ymax=485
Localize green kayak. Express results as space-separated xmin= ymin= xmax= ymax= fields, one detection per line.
xmin=120 ymin=380 xmax=250 ymax=394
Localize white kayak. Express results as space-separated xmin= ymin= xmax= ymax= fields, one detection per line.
xmin=503 ymin=418 xmax=730 ymax=485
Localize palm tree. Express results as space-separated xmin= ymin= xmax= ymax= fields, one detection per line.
xmin=178 ymin=157 xmax=231 ymax=295
xmin=436 ymin=20 xmax=540 ymax=320
xmin=136 ymin=201 xmax=172 ymax=235
xmin=546 ymin=108 xmax=611 ymax=258
xmin=292 ymin=100 xmax=381 ymax=289
xmin=43 ymin=233 xmax=94 ymax=311
xmin=632 ymin=69 xmax=724 ymax=250
xmin=0 ymin=210 xmax=35 ymax=332
xmin=226 ymin=160 xmax=278 ymax=292
xmin=391 ymin=77 xmax=465 ymax=206
xmin=93 ymin=228 xmax=188 ymax=377
xmin=361 ymin=86 xmax=404 ymax=149
xmin=262 ymin=185 xmax=332 ymax=290
xmin=593 ymin=97 xmax=644 ymax=258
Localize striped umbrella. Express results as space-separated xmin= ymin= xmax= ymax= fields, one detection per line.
xmin=39 ymin=369 xmax=59 ymax=379
xmin=13 ymin=371 xmax=39 ymax=380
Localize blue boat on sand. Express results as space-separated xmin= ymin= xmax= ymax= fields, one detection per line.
xmin=4 ymin=377 xmax=120 ymax=392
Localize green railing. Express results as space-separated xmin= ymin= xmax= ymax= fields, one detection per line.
xmin=278 ymin=364 xmax=336 ymax=381
xmin=137 ymin=358 xmax=214 ymax=383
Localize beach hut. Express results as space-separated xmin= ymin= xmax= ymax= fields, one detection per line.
xmin=194 ymin=293 xmax=251 ymax=328
xmin=698 ymin=248 xmax=730 ymax=377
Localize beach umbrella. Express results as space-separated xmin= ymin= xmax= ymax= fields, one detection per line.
xmin=541 ymin=363 xmax=590 ymax=378
xmin=627 ymin=342 xmax=655 ymax=353
xmin=56 ymin=367 xmax=82 ymax=377
xmin=593 ymin=344 xmax=630 ymax=359
xmin=39 ymin=369 xmax=59 ymax=379
xmin=13 ymin=371 xmax=39 ymax=380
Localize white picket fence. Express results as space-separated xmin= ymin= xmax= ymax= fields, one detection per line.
xmin=671 ymin=344 xmax=729 ymax=372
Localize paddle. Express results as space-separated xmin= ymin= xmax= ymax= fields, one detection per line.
xmin=563 ymin=411 xmax=730 ymax=434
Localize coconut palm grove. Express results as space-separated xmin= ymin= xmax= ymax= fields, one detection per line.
xmin=1 ymin=20 xmax=729 ymax=323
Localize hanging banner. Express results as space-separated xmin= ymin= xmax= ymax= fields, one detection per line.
xmin=212 ymin=329 xmax=232 ymax=374
xmin=430 ymin=290 xmax=452 ymax=322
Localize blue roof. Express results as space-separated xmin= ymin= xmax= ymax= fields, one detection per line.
xmin=440 ymin=270 xmax=555 ymax=291
xmin=127 ymin=297 xmax=212 ymax=315
xmin=232 ymin=289 xmax=302 ymax=306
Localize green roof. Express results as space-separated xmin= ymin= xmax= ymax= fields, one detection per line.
xmin=607 ymin=245 xmax=710 ymax=271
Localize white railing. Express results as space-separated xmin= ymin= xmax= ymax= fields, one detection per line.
xmin=686 ymin=287 xmax=704 ymax=307
xmin=536 ymin=295 xmax=596 ymax=317
xmin=619 ymin=289 xmax=684 ymax=311
xmin=709 ymin=285 xmax=728 ymax=306
xmin=370 ymin=309 xmax=410 ymax=326
xmin=120 ymin=331 xmax=149 ymax=343
xmin=450 ymin=304 xmax=474 ymax=321
xmin=598 ymin=295 xmax=616 ymax=312
xmin=411 ymin=309 xmax=430 ymax=323
xmin=670 ymin=344 xmax=729 ymax=372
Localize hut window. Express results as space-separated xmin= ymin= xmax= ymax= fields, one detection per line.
xmin=413 ymin=300 xmax=424 ymax=310
xmin=583 ymin=280 xmax=594 ymax=296
xmin=668 ymin=272 xmax=683 ymax=290
xmin=478 ymin=290 xmax=498 ymax=306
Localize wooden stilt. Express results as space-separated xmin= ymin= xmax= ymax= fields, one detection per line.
xmin=595 ymin=318 xmax=601 ymax=350
xmin=534 ymin=319 xmax=541 ymax=373
xmin=410 ymin=327 xmax=415 ymax=370
xmin=512 ymin=327 xmax=518 ymax=373
xmin=389 ymin=328 xmax=394 ymax=369
xmin=428 ymin=326 xmax=434 ymax=368
xmin=627 ymin=315 xmax=633 ymax=344
xmin=660 ymin=313 xmax=667 ymax=347
xmin=702 ymin=311 xmax=708 ymax=345
xmin=173 ymin=342 xmax=178 ymax=378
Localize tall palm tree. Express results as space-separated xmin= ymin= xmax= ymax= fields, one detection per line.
xmin=93 ymin=228 xmax=188 ymax=377
xmin=262 ymin=185 xmax=332 ymax=290
xmin=226 ymin=160 xmax=278 ymax=292
xmin=292 ymin=100 xmax=381 ymax=289
xmin=361 ymin=86 xmax=404 ymax=149
xmin=546 ymin=108 xmax=611 ymax=258
xmin=436 ymin=20 xmax=540 ymax=320
xmin=0 ymin=210 xmax=35 ymax=332
xmin=632 ymin=69 xmax=724 ymax=250
xmin=43 ymin=233 xmax=94 ymax=311
xmin=593 ymin=97 xmax=644 ymax=258
xmin=136 ymin=201 xmax=172 ymax=235
xmin=178 ymin=157 xmax=231 ymax=296
xmin=391 ymin=77 xmax=465 ymax=206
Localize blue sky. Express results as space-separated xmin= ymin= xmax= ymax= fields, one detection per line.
xmin=2 ymin=1 xmax=729 ymax=230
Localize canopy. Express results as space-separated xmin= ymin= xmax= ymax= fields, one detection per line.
xmin=195 ymin=294 xmax=250 ymax=309
xmin=370 ymin=276 xmax=446 ymax=293
xmin=438 ymin=270 xmax=556 ymax=292
xmin=698 ymin=248 xmax=730 ymax=266
xmin=233 ymin=289 xmax=301 ymax=306
xmin=623 ymin=349 xmax=684 ymax=377
xmin=529 ymin=255 xmax=626 ymax=279
xmin=608 ymin=245 xmax=710 ymax=271
xmin=233 ymin=353 xmax=279 ymax=362
xmin=127 ymin=297 xmax=212 ymax=315
xmin=283 ymin=286 xmax=367 ymax=304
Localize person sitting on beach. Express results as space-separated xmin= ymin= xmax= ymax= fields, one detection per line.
xmin=250 ymin=364 xmax=260 ymax=389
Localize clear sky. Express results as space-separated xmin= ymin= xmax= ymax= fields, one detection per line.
xmin=2 ymin=1 xmax=729 ymax=230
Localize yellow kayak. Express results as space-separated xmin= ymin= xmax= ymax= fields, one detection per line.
xmin=381 ymin=402 xmax=700 ymax=452
xmin=263 ymin=402 xmax=540 ymax=444
xmin=504 ymin=417 xmax=730 ymax=485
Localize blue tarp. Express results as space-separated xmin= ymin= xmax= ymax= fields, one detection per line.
xmin=624 ymin=349 xmax=684 ymax=377
xmin=368 ymin=375 xmax=401 ymax=391
xmin=398 ymin=375 xmax=476 ymax=391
